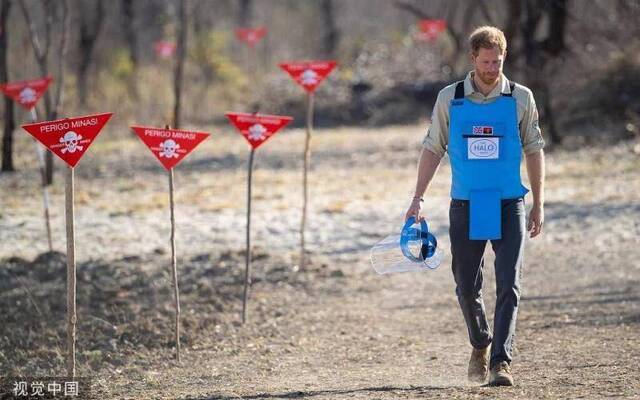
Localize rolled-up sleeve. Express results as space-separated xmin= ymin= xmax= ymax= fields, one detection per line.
xmin=422 ymin=92 xmax=449 ymax=158
xmin=520 ymin=90 xmax=545 ymax=154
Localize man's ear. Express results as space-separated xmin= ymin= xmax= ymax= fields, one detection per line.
xmin=469 ymin=51 xmax=476 ymax=65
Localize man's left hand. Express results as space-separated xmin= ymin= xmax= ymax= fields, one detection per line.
xmin=527 ymin=204 xmax=544 ymax=238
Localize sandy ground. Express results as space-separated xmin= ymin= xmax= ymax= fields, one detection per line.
xmin=1 ymin=123 xmax=639 ymax=399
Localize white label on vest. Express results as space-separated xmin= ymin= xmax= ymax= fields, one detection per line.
xmin=468 ymin=137 xmax=499 ymax=159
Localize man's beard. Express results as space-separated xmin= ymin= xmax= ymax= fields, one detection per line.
xmin=478 ymin=71 xmax=500 ymax=85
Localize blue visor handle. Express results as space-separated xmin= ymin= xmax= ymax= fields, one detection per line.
xmin=400 ymin=217 xmax=438 ymax=262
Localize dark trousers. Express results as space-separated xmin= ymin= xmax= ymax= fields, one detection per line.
xmin=449 ymin=197 xmax=526 ymax=368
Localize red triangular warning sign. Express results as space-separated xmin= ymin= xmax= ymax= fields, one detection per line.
xmin=0 ymin=76 xmax=52 ymax=110
xmin=235 ymin=27 xmax=267 ymax=48
xmin=226 ymin=112 xmax=293 ymax=150
xmin=154 ymin=41 xmax=176 ymax=58
xmin=21 ymin=112 xmax=113 ymax=168
xmin=279 ymin=60 xmax=337 ymax=93
xmin=417 ymin=19 xmax=447 ymax=42
xmin=131 ymin=126 xmax=210 ymax=170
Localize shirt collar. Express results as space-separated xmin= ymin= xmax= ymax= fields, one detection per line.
xmin=464 ymin=71 xmax=511 ymax=98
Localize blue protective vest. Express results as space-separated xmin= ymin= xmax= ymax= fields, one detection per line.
xmin=448 ymin=80 xmax=528 ymax=239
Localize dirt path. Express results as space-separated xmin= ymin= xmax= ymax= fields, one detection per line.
xmin=1 ymin=125 xmax=639 ymax=399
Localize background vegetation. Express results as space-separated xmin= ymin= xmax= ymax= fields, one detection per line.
xmin=1 ymin=0 xmax=639 ymax=175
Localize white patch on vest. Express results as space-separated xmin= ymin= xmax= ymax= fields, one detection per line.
xmin=468 ymin=137 xmax=499 ymax=159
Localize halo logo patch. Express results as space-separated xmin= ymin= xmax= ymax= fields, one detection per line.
xmin=468 ymin=137 xmax=499 ymax=159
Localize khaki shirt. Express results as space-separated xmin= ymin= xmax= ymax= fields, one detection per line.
xmin=422 ymin=71 xmax=545 ymax=157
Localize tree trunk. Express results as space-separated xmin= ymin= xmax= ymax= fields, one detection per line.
xmin=522 ymin=0 xmax=564 ymax=146
xmin=543 ymin=0 xmax=567 ymax=56
xmin=77 ymin=0 xmax=105 ymax=108
xmin=19 ymin=0 xmax=70 ymax=184
xmin=121 ymin=0 xmax=138 ymax=99
xmin=238 ymin=0 xmax=252 ymax=26
xmin=1 ymin=0 xmax=15 ymax=172
xmin=503 ymin=0 xmax=522 ymax=73
xmin=45 ymin=0 xmax=70 ymax=183
xmin=51 ymin=0 xmax=70 ymax=122
xmin=320 ymin=0 xmax=339 ymax=58
xmin=122 ymin=0 xmax=138 ymax=66
xmin=172 ymin=0 xmax=187 ymax=129
xmin=51 ymin=0 xmax=69 ymax=182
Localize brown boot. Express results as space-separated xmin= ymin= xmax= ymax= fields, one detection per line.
xmin=467 ymin=346 xmax=490 ymax=383
xmin=489 ymin=361 xmax=514 ymax=386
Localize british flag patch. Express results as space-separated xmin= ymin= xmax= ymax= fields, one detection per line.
xmin=473 ymin=126 xmax=493 ymax=135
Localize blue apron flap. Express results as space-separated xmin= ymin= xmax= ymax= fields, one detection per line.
xmin=469 ymin=189 xmax=502 ymax=240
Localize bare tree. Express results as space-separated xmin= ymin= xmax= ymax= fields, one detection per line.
xmin=192 ymin=1 xmax=216 ymax=85
xmin=77 ymin=0 xmax=105 ymax=107
xmin=121 ymin=0 xmax=140 ymax=100
xmin=395 ymin=0 xmax=497 ymax=72
xmin=238 ymin=0 xmax=252 ymax=26
xmin=121 ymin=0 xmax=138 ymax=67
xmin=19 ymin=0 xmax=70 ymax=184
xmin=503 ymin=0 xmax=523 ymax=72
xmin=393 ymin=0 xmax=463 ymax=71
xmin=172 ymin=0 xmax=187 ymax=129
xmin=320 ymin=0 xmax=339 ymax=58
xmin=522 ymin=0 xmax=567 ymax=146
xmin=1 ymin=0 xmax=15 ymax=172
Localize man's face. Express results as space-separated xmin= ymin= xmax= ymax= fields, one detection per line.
xmin=471 ymin=46 xmax=505 ymax=86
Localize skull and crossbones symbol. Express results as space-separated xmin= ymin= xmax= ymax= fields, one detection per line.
xmin=19 ymin=87 xmax=37 ymax=105
xmin=248 ymin=123 xmax=267 ymax=141
xmin=159 ymin=139 xmax=180 ymax=158
xmin=60 ymin=131 xmax=84 ymax=153
xmin=301 ymin=69 xmax=319 ymax=86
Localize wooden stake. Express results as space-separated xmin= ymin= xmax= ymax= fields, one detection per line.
xmin=246 ymin=44 xmax=258 ymax=82
xmin=242 ymin=148 xmax=255 ymax=324
xmin=65 ymin=166 xmax=76 ymax=378
xmin=300 ymin=92 xmax=314 ymax=269
xmin=169 ymin=160 xmax=181 ymax=363
xmin=243 ymin=43 xmax=251 ymax=75
xmin=30 ymin=107 xmax=53 ymax=252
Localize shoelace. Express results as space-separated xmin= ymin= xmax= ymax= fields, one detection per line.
xmin=495 ymin=362 xmax=510 ymax=373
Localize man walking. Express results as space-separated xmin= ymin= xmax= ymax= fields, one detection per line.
xmin=405 ymin=26 xmax=545 ymax=386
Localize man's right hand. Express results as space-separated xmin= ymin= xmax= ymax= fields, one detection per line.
xmin=404 ymin=197 xmax=423 ymax=222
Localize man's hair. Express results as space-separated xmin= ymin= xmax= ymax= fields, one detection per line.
xmin=469 ymin=26 xmax=507 ymax=55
